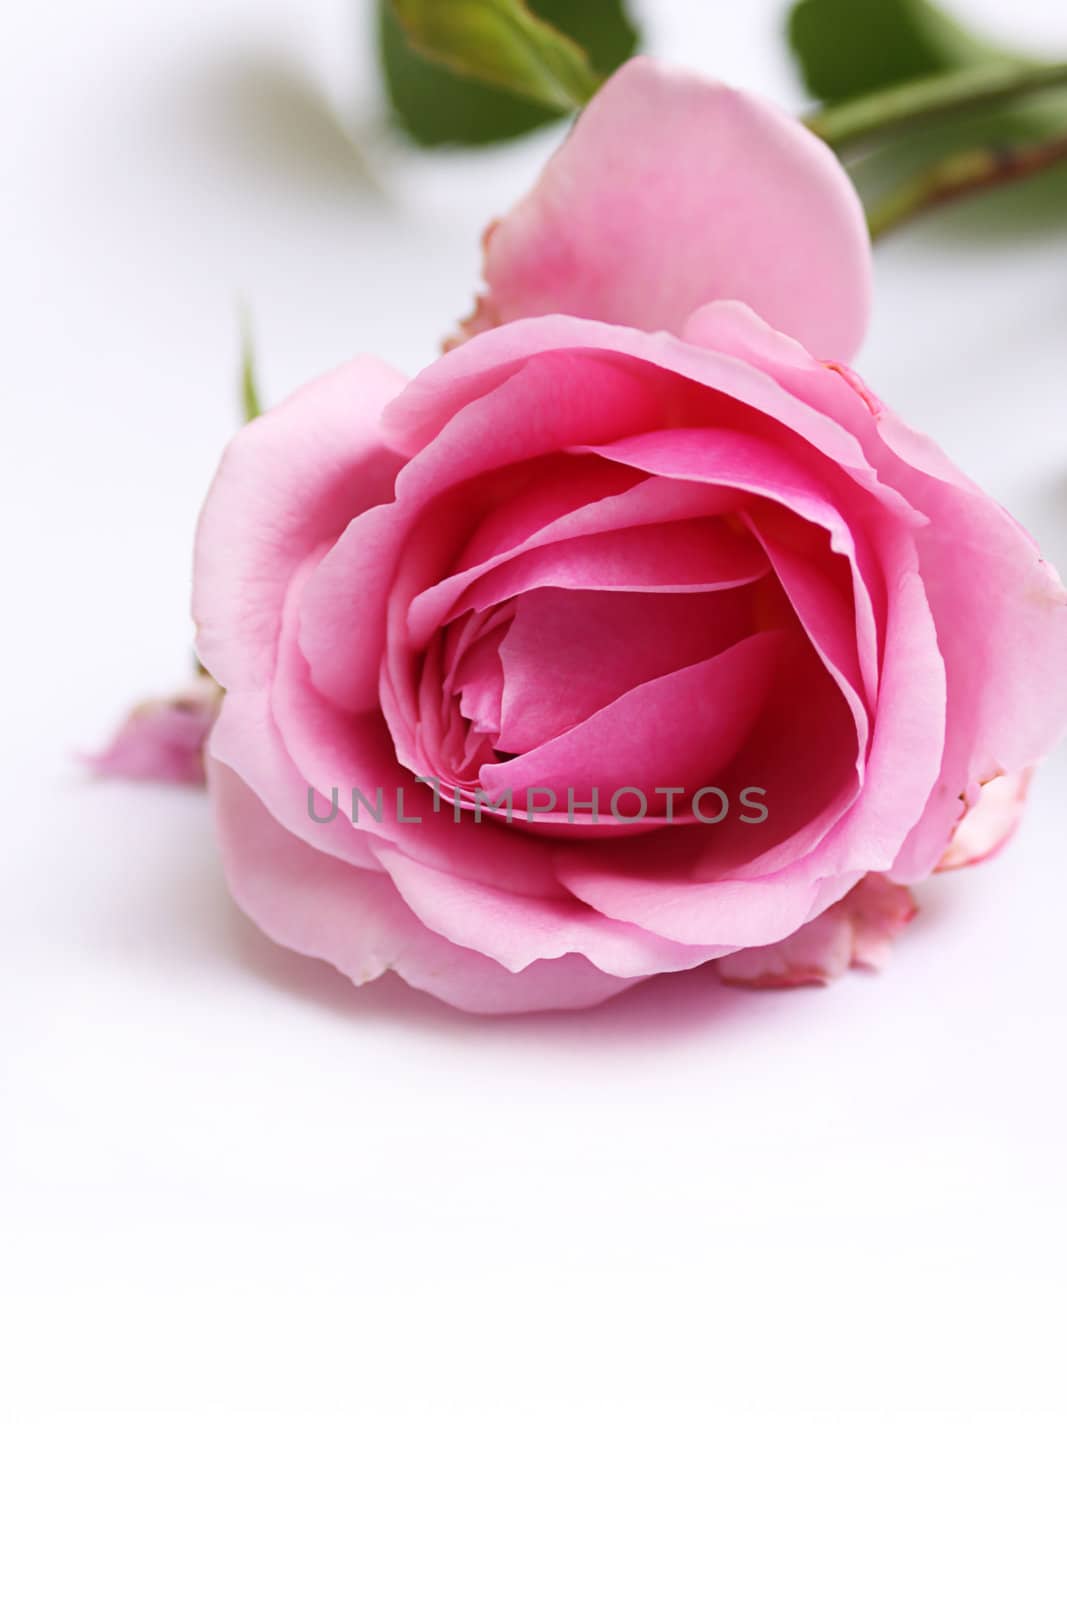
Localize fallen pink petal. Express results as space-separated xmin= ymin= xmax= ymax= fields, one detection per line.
xmin=86 ymin=679 xmax=222 ymax=787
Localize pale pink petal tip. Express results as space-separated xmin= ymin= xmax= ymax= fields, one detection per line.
xmin=717 ymin=874 xmax=918 ymax=990
xmin=936 ymin=769 xmax=1033 ymax=872
xmin=84 ymin=678 xmax=222 ymax=787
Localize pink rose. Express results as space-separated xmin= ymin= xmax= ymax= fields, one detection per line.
xmin=194 ymin=60 xmax=1067 ymax=1013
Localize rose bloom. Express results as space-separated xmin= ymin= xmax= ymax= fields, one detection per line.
xmin=194 ymin=61 xmax=1067 ymax=1013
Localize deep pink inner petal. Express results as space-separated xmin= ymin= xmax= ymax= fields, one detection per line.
xmin=743 ymin=502 xmax=869 ymax=766
xmin=573 ymin=423 xmax=892 ymax=708
xmin=495 ymin=585 xmax=764 ymax=754
xmin=406 ymin=470 xmax=742 ymax=651
xmin=446 ymin=515 xmax=769 ymax=619
xmin=453 ymin=625 xmax=508 ymax=740
xmin=478 ymin=628 xmax=788 ymax=813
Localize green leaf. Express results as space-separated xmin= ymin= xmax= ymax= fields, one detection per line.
xmin=389 ymin=0 xmax=599 ymax=109
xmin=787 ymin=0 xmax=1012 ymax=104
xmin=380 ymin=0 xmax=638 ymax=147
xmin=807 ymin=58 xmax=1067 ymax=150
xmin=789 ymin=0 xmax=1067 ymax=236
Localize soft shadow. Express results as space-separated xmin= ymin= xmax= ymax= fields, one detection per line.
xmin=225 ymin=900 xmax=793 ymax=1052
xmin=142 ymin=46 xmax=383 ymax=200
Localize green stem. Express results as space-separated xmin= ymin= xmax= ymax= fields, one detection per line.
xmin=238 ymin=307 xmax=262 ymax=423
xmin=866 ymin=130 xmax=1067 ymax=238
xmin=806 ymin=58 xmax=1067 ymax=152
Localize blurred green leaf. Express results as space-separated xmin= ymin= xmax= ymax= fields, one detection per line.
xmin=389 ymin=0 xmax=599 ymax=109
xmin=791 ymin=0 xmax=1067 ymax=234
xmin=239 ymin=315 xmax=262 ymax=423
xmin=380 ymin=0 xmax=638 ymax=147
xmin=788 ymin=0 xmax=1012 ymax=104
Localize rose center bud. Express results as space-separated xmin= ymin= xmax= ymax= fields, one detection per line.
xmin=414 ymin=500 xmax=815 ymax=836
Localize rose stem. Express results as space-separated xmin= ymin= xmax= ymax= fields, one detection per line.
xmin=805 ymin=59 xmax=1067 ymax=153
xmin=863 ymin=130 xmax=1067 ymax=238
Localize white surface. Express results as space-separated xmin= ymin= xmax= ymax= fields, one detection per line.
xmin=4 ymin=0 xmax=1067 ymax=1593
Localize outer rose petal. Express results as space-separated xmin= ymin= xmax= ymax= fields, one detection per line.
xmin=460 ymin=58 xmax=871 ymax=362
xmin=717 ymin=874 xmax=917 ymax=988
xmin=85 ymin=679 xmax=221 ymax=786
xmin=193 ymin=356 xmax=407 ymax=694
xmin=208 ymin=760 xmax=636 ymax=1015
xmin=209 ymin=683 xmax=728 ymax=978
xmin=937 ymin=770 xmax=1032 ymax=872
xmin=680 ymin=300 xmax=1067 ymax=878
xmin=870 ymin=419 xmax=1067 ymax=880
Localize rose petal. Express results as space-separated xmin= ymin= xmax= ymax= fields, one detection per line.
xmin=268 ymin=562 xmax=569 ymax=896
xmin=681 ymin=299 xmax=1067 ymax=879
xmin=445 ymin=515 xmax=769 ymax=618
xmin=495 ymin=585 xmax=762 ymax=752
xmin=383 ymin=317 xmax=882 ymax=474
xmin=479 ymin=628 xmax=787 ymax=811
xmin=409 ymin=473 xmax=744 ymax=650
xmin=459 ymin=58 xmax=871 ymax=361
xmin=572 ymin=423 xmax=893 ymax=706
xmin=936 ymin=769 xmax=1033 ymax=872
xmin=209 ymin=761 xmax=636 ymax=1014
xmin=371 ymin=844 xmax=725 ymax=978
xmin=552 ymin=640 xmax=866 ymax=949
xmin=304 ymin=351 xmax=674 ymax=715
xmin=85 ymin=680 xmax=221 ymax=786
xmin=577 ymin=423 xmax=946 ymax=881
xmin=717 ymin=873 xmax=917 ymax=987
xmin=873 ymin=419 xmax=1067 ymax=880
xmin=193 ymin=357 xmax=406 ymax=694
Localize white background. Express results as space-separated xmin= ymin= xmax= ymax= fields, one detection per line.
xmin=4 ymin=0 xmax=1067 ymax=1592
